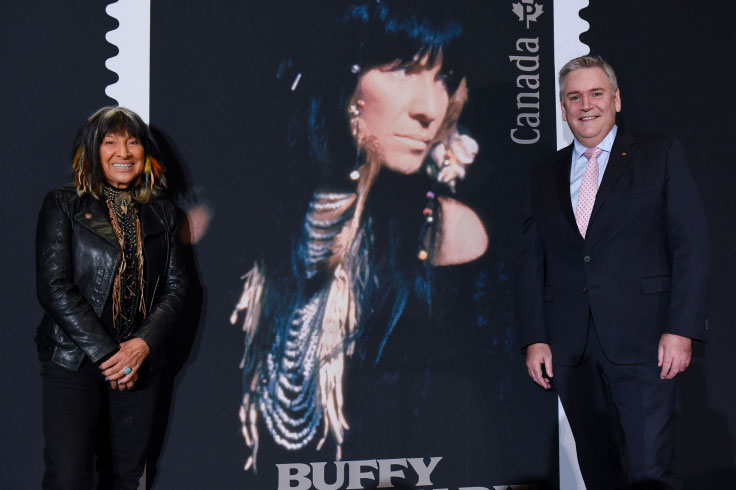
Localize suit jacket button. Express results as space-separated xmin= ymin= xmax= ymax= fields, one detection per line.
xmin=582 ymin=287 xmax=588 ymax=293
xmin=584 ymin=255 xmax=591 ymax=262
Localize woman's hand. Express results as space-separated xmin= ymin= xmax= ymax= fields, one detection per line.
xmin=109 ymin=371 xmax=139 ymax=391
xmin=100 ymin=337 xmax=151 ymax=386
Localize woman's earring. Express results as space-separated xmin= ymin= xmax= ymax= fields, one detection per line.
xmin=143 ymin=155 xmax=165 ymax=190
xmin=348 ymin=99 xmax=365 ymax=137
xmin=418 ymin=189 xmax=438 ymax=262
xmin=348 ymin=99 xmax=366 ymax=181
xmin=72 ymin=145 xmax=90 ymax=193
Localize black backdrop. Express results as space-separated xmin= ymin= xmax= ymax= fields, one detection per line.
xmin=1 ymin=1 xmax=734 ymax=488
xmin=578 ymin=3 xmax=736 ymax=486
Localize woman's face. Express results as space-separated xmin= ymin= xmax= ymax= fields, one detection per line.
xmin=99 ymin=131 xmax=145 ymax=189
xmin=354 ymin=54 xmax=450 ymax=174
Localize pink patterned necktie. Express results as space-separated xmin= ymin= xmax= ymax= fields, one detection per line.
xmin=576 ymin=147 xmax=602 ymax=238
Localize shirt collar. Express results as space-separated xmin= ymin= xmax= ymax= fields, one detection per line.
xmin=573 ymin=125 xmax=618 ymax=160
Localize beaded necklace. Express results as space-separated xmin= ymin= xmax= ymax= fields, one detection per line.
xmin=258 ymin=191 xmax=354 ymax=451
xmin=104 ymin=185 xmax=146 ymax=339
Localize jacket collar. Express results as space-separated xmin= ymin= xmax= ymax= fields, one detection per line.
xmin=139 ymin=201 xmax=167 ymax=237
xmin=74 ymin=195 xmax=118 ymax=246
xmin=73 ymin=193 xmax=166 ymax=246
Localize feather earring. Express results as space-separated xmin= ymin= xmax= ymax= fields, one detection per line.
xmin=72 ymin=145 xmax=90 ymax=194
xmin=144 ymin=155 xmax=166 ymax=190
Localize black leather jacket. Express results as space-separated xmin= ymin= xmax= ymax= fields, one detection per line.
xmin=35 ymin=187 xmax=188 ymax=371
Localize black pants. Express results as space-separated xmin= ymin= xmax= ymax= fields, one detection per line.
xmin=41 ymin=359 xmax=163 ymax=490
xmin=555 ymin=317 xmax=680 ymax=490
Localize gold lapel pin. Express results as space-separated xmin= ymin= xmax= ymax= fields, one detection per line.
xmin=621 ymin=152 xmax=627 ymax=156
xmin=84 ymin=213 xmax=92 ymax=219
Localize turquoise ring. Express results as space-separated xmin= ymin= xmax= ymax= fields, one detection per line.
xmin=123 ymin=367 xmax=132 ymax=375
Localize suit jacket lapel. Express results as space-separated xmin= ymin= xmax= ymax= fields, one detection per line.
xmin=554 ymin=144 xmax=579 ymax=236
xmin=589 ymin=129 xmax=637 ymax=224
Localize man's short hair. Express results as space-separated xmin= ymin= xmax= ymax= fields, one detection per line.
xmin=559 ymin=55 xmax=618 ymax=99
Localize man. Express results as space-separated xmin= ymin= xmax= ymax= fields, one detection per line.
xmin=517 ymin=56 xmax=709 ymax=489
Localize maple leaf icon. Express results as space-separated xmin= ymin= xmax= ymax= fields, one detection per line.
xmin=512 ymin=0 xmax=544 ymax=28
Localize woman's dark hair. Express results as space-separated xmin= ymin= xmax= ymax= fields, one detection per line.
xmin=71 ymin=106 xmax=166 ymax=202
xmin=244 ymin=0 xmax=468 ymax=377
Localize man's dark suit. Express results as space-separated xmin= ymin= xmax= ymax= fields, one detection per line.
xmin=517 ymin=129 xmax=709 ymax=487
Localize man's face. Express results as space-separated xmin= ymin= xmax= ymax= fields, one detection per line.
xmin=561 ymin=67 xmax=621 ymax=148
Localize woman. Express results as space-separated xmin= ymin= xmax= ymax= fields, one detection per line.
xmin=230 ymin=0 xmax=487 ymax=470
xmin=35 ymin=106 xmax=188 ymax=489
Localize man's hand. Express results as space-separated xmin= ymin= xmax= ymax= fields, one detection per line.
xmin=658 ymin=333 xmax=692 ymax=379
xmin=526 ymin=342 xmax=553 ymax=389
